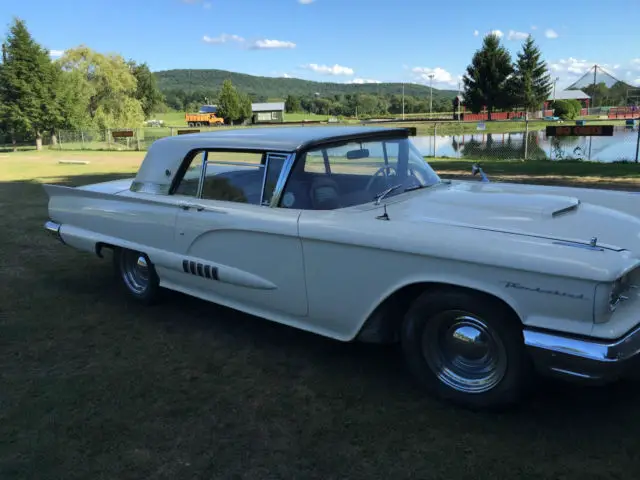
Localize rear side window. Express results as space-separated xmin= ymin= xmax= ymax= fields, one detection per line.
xmin=173 ymin=150 xmax=289 ymax=206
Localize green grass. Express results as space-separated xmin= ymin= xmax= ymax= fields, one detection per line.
xmin=2 ymin=151 xmax=640 ymax=478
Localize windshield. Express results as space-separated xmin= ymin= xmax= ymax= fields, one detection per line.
xmin=281 ymin=136 xmax=440 ymax=210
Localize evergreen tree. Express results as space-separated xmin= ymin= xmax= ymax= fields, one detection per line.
xmin=216 ymin=79 xmax=241 ymax=124
xmin=510 ymin=35 xmax=552 ymax=111
xmin=462 ymin=33 xmax=513 ymax=120
xmin=0 ymin=18 xmax=59 ymax=150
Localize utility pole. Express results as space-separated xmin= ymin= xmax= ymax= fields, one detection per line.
xmin=428 ymin=73 xmax=434 ymax=117
xmin=552 ymin=77 xmax=559 ymax=102
xmin=402 ymin=82 xmax=405 ymax=120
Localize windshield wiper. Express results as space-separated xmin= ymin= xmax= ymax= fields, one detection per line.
xmin=374 ymin=184 xmax=403 ymax=205
xmin=403 ymin=184 xmax=427 ymax=192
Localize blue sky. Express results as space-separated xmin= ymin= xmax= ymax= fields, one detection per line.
xmin=3 ymin=0 xmax=640 ymax=90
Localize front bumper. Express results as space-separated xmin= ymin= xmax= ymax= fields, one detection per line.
xmin=44 ymin=220 xmax=64 ymax=244
xmin=524 ymin=325 xmax=640 ymax=384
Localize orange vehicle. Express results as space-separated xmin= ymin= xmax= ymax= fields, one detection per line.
xmin=184 ymin=112 xmax=225 ymax=127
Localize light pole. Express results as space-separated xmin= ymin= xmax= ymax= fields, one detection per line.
xmin=552 ymin=77 xmax=559 ymax=102
xmin=402 ymin=82 xmax=405 ymax=120
xmin=428 ymin=73 xmax=435 ymax=117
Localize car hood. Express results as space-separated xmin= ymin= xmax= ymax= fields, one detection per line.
xmin=386 ymin=181 xmax=640 ymax=252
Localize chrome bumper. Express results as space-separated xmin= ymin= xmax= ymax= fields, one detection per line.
xmin=524 ymin=325 xmax=640 ymax=383
xmin=44 ymin=220 xmax=64 ymax=244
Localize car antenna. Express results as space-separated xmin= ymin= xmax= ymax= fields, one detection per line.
xmin=376 ymin=203 xmax=390 ymax=221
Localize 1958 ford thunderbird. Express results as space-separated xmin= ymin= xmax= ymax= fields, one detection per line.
xmin=43 ymin=125 xmax=640 ymax=410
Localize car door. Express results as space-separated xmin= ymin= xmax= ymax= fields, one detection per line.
xmin=169 ymin=150 xmax=308 ymax=317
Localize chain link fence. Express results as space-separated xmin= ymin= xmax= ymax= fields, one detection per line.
xmin=2 ymin=119 xmax=639 ymax=163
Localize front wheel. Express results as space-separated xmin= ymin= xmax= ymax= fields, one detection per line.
xmin=113 ymin=248 xmax=161 ymax=305
xmin=401 ymin=289 xmax=533 ymax=410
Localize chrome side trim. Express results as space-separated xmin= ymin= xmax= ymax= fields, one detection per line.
xmin=523 ymin=325 xmax=640 ymax=382
xmin=269 ymin=153 xmax=296 ymax=208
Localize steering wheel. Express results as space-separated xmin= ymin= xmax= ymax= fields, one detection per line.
xmin=365 ymin=165 xmax=398 ymax=191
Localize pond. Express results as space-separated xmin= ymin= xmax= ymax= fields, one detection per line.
xmin=411 ymin=125 xmax=640 ymax=163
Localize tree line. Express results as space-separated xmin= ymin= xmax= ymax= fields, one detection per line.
xmin=0 ymin=18 xmax=163 ymax=149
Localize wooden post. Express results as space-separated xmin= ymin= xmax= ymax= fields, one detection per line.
xmin=107 ymin=129 xmax=111 ymax=150
xmin=80 ymin=130 xmax=85 ymax=149
xmin=136 ymin=129 xmax=141 ymax=151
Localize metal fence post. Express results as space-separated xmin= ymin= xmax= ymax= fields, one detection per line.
xmin=107 ymin=129 xmax=111 ymax=150
xmin=433 ymin=123 xmax=437 ymax=158
xmin=136 ymin=128 xmax=141 ymax=151
xmin=524 ymin=116 xmax=529 ymax=160
xmin=80 ymin=130 xmax=85 ymax=149
xmin=635 ymin=123 xmax=640 ymax=163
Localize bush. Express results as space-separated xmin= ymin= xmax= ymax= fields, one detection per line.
xmin=551 ymin=99 xmax=582 ymax=120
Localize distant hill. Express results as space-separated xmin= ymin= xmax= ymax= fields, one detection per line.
xmin=153 ymin=69 xmax=458 ymax=100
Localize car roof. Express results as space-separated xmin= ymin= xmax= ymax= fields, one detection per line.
xmin=156 ymin=125 xmax=412 ymax=152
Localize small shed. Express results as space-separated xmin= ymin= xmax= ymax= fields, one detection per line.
xmin=251 ymin=102 xmax=285 ymax=124
xmin=548 ymin=89 xmax=591 ymax=107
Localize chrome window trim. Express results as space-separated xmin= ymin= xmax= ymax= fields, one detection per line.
xmin=259 ymin=153 xmax=271 ymax=206
xmin=269 ymin=153 xmax=296 ymax=208
xmin=196 ymin=150 xmax=208 ymax=199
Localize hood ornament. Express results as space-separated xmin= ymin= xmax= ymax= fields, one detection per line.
xmin=471 ymin=164 xmax=490 ymax=182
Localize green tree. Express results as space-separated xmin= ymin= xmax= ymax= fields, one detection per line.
xmin=285 ymin=94 xmax=301 ymax=113
xmin=216 ymin=79 xmax=241 ymax=124
xmin=129 ymin=60 xmax=164 ymax=118
xmin=0 ymin=18 xmax=60 ymax=150
xmin=57 ymin=46 xmax=144 ymax=129
xmin=510 ymin=35 xmax=552 ymax=111
xmin=462 ymin=33 xmax=514 ymax=120
xmin=238 ymin=92 xmax=253 ymax=123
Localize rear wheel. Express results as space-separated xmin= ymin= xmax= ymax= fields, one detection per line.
xmin=401 ymin=288 xmax=533 ymax=410
xmin=113 ymin=248 xmax=161 ymax=305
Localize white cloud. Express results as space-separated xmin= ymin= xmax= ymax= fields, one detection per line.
xmin=348 ymin=78 xmax=381 ymax=84
xmin=531 ymin=25 xmax=538 ymax=30
xmin=545 ymin=29 xmax=559 ymax=39
xmin=632 ymin=58 xmax=640 ymax=70
xmin=49 ymin=49 xmax=64 ymax=58
xmin=549 ymin=57 xmax=592 ymax=75
xmin=282 ymin=73 xmax=292 ymax=78
xmin=473 ymin=30 xmax=479 ymax=36
xmin=302 ymin=63 xmax=354 ymax=76
xmin=634 ymin=78 xmax=640 ymax=86
xmin=488 ymin=29 xmax=503 ymax=38
xmin=298 ymin=0 xmax=314 ymax=3
xmin=412 ymin=66 xmax=457 ymax=86
xmin=203 ymin=33 xmax=244 ymax=44
xmin=507 ymin=30 xmax=529 ymax=41
xmin=249 ymin=39 xmax=296 ymax=49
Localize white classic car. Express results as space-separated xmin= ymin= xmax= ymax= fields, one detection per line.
xmin=43 ymin=125 xmax=640 ymax=410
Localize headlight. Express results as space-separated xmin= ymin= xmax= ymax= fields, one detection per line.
xmin=609 ymin=274 xmax=631 ymax=312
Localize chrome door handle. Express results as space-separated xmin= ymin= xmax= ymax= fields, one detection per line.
xmin=178 ymin=202 xmax=205 ymax=211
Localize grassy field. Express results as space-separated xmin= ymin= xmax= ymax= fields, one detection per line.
xmin=3 ymin=150 xmax=640 ymax=478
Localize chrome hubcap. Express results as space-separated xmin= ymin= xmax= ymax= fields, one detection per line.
xmin=121 ymin=251 xmax=150 ymax=295
xmin=422 ymin=311 xmax=506 ymax=394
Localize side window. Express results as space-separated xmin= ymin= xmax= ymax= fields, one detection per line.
xmin=173 ymin=150 xmax=288 ymax=206
xmin=174 ymin=152 xmax=205 ymax=196
xmin=201 ymin=152 xmax=264 ymax=204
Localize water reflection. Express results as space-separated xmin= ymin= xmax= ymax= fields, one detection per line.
xmin=411 ymin=126 xmax=639 ymax=163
